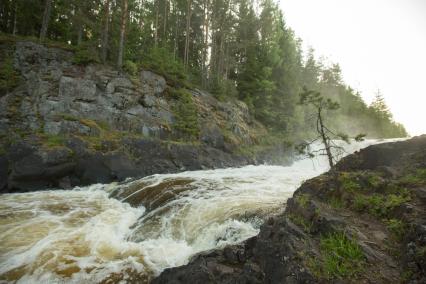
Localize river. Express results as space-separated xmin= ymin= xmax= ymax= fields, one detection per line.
xmin=0 ymin=139 xmax=395 ymax=283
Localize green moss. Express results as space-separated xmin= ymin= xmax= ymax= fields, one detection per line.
xmin=171 ymin=89 xmax=200 ymax=140
xmin=318 ymin=232 xmax=365 ymax=279
xmin=0 ymin=54 xmax=21 ymax=95
xmin=43 ymin=135 xmax=66 ymax=147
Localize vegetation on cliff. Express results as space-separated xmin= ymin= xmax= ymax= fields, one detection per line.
xmin=0 ymin=0 xmax=407 ymax=140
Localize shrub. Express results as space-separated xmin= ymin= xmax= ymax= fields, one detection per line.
xmin=124 ymin=60 xmax=138 ymax=76
xmin=140 ymin=47 xmax=188 ymax=86
xmin=0 ymin=55 xmax=20 ymax=95
xmin=172 ymin=89 xmax=200 ymax=140
xmin=73 ymin=43 xmax=100 ymax=65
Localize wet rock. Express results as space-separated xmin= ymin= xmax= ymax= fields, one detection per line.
xmin=0 ymin=156 xmax=9 ymax=192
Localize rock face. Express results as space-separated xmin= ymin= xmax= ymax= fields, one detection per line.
xmin=0 ymin=41 xmax=289 ymax=193
xmin=153 ymin=136 xmax=426 ymax=283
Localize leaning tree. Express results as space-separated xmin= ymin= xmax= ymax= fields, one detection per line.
xmin=297 ymin=87 xmax=366 ymax=168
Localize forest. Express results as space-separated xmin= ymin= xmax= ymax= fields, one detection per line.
xmin=0 ymin=0 xmax=407 ymax=138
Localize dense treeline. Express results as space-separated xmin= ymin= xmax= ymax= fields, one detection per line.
xmin=0 ymin=0 xmax=407 ymax=138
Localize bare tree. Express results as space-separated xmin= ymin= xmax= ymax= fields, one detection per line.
xmin=297 ymin=88 xmax=366 ymax=168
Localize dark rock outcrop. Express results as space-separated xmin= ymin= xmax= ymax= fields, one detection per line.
xmin=0 ymin=136 xmax=253 ymax=193
xmin=153 ymin=135 xmax=426 ymax=283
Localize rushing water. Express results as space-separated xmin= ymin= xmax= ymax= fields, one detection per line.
xmin=0 ymin=139 xmax=395 ymax=283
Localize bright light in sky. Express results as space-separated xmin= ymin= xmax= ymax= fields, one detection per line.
xmin=279 ymin=0 xmax=426 ymax=136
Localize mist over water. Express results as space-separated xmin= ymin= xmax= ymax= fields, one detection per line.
xmin=0 ymin=139 xmax=397 ymax=283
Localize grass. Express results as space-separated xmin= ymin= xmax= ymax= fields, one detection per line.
xmin=352 ymin=193 xmax=410 ymax=218
xmin=295 ymin=194 xmax=310 ymax=208
xmin=398 ymin=169 xmax=426 ymax=187
xmin=329 ymin=196 xmax=344 ymax=209
xmin=386 ymin=219 xmax=406 ymax=241
xmin=289 ymin=214 xmax=313 ymax=233
xmin=338 ymin=172 xmax=362 ymax=192
xmin=318 ymin=231 xmax=365 ymax=279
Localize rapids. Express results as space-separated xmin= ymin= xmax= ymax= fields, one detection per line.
xmin=0 ymin=139 xmax=397 ymax=283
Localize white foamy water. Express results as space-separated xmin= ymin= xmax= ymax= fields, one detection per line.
xmin=0 ymin=139 xmax=398 ymax=283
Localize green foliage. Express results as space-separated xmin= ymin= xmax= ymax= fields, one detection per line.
xmin=0 ymin=0 xmax=408 ymax=140
xmin=318 ymin=232 xmax=365 ymax=279
xmin=0 ymin=54 xmax=20 ymax=95
xmin=140 ymin=48 xmax=188 ymax=87
xmin=172 ymin=89 xmax=200 ymax=140
xmin=124 ymin=60 xmax=138 ymax=76
xmin=73 ymin=43 xmax=100 ymax=65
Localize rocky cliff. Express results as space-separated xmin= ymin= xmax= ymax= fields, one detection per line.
xmin=153 ymin=135 xmax=426 ymax=283
xmin=0 ymin=40 xmax=291 ymax=193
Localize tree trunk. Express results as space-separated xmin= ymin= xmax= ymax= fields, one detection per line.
xmin=40 ymin=0 xmax=53 ymax=41
xmin=101 ymin=0 xmax=111 ymax=63
xmin=163 ymin=0 xmax=168 ymax=41
xmin=154 ymin=0 xmax=159 ymax=47
xmin=76 ymin=5 xmax=83 ymax=45
xmin=184 ymin=0 xmax=192 ymax=69
xmin=173 ymin=5 xmax=178 ymax=59
xmin=12 ymin=1 xmax=17 ymax=35
xmin=318 ymin=108 xmax=334 ymax=168
xmin=201 ymin=0 xmax=209 ymax=88
xmin=117 ymin=0 xmax=128 ymax=69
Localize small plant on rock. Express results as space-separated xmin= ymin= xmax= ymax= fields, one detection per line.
xmin=319 ymin=231 xmax=365 ymax=279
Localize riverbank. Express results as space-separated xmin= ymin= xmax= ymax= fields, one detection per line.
xmin=153 ymin=135 xmax=426 ymax=283
xmin=0 ymin=40 xmax=292 ymax=193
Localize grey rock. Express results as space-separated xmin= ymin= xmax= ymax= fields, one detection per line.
xmin=140 ymin=70 xmax=166 ymax=94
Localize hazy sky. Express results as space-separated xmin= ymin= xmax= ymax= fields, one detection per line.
xmin=279 ymin=0 xmax=426 ymax=135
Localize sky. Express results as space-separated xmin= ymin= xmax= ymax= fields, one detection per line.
xmin=279 ymin=0 xmax=426 ymax=136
